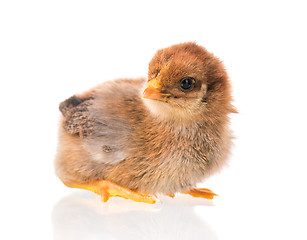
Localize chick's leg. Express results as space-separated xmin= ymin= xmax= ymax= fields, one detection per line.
xmin=182 ymin=188 xmax=218 ymax=200
xmin=62 ymin=180 xmax=157 ymax=204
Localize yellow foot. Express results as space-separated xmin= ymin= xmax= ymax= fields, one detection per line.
xmin=182 ymin=188 xmax=218 ymax=200
xmin=62 ymin=180 xmax=157 ymax=204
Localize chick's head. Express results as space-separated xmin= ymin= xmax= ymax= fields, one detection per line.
xmin=142 ymin=42 xmax=235 ymax=121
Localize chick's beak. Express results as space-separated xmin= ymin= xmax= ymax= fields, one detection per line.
xmin=142 ymin=78 xmax=170 ymax=102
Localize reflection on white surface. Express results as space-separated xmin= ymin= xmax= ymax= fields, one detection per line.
xmin=52 ymin=192 xmax=217 ymax=240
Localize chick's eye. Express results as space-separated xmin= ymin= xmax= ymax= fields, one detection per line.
xmin=179 ymin=77 xmax=195 ymax=91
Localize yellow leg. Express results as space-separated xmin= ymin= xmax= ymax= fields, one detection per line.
xmin=182 ymin=188 xmax=218 ymax=200
xmin=62 ymin=180 xmax=157 ymax=204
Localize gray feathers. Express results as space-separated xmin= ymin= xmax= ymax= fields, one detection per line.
xmin=59 ymin=95 xmax=95 ymax=137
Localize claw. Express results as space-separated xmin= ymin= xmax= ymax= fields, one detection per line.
xmin=182 ymin=188 xmax=218 ymax=200
xmin=167 ymin=193 xmax=175 ymax=198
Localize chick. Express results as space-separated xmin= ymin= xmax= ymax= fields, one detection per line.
xmin=55 ymin=42 xmax=236 ymax=204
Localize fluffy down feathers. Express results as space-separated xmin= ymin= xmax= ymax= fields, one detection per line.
xmin=55 ymin=42 xmax=236 ymax=195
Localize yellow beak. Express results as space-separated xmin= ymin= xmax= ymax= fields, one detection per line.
xmin=142 ymin=78 xmax=170 ymax=102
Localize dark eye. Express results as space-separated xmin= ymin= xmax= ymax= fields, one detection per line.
xmin=179 ymin=77 xmax=195 ymax=91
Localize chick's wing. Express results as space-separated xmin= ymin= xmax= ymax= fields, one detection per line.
xmin=59 ymin=95 xmax=95 ymax=137
xmin=59 ymin=79 xmax=145 ymax=165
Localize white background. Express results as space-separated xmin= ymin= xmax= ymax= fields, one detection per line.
xmin=1 ymin=1 xmax=307 ymax=239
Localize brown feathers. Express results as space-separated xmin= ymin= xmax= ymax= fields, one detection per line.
xmin=55 ymin=42 xmax=235 ymax=196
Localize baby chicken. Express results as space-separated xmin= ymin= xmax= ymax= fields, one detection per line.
xmin=55 ymin=42 xmax=236 ymax=204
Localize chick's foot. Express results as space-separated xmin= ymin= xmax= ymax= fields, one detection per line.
xmin=182 ymin=188 xmax=218 ymax=200
xmin=62 ymin=180 xmax=158 ymax=204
